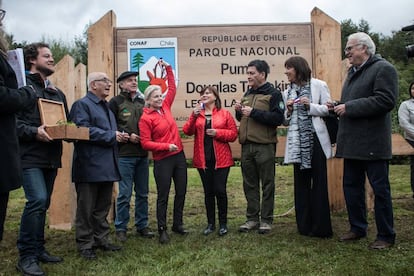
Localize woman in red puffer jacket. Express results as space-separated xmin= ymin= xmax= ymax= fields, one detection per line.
xmin=183 ymin=85 xmax=237 ymax=237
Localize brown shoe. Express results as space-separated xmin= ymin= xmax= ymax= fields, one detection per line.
xmin=339 ymin=231 xmax=365 ymax=242
xmin=369 ymin=240 xmax=394 ymax=250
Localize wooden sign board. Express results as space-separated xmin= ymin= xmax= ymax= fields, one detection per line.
xmin=38 ymin=98 xmax=89 ymax=140
xmin=115 ymin=23 xmax=313 ymax=128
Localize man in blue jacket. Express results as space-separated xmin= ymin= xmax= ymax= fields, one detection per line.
xmin=70 ymin=72 xmax=126 ymax=260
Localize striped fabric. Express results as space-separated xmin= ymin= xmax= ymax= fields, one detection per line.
xmin=286 ymin=83 xmax=314 ymax=170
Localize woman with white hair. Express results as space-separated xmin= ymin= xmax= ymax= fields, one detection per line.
xmin=139 ymin=59 xmax=188 ymax=244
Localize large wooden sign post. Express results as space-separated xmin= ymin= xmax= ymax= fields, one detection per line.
xmin=49 ymin=7 xmax=346 ymax=229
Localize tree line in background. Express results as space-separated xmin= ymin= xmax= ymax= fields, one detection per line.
xmin=5 ymin=19 xmax=414 ymax=133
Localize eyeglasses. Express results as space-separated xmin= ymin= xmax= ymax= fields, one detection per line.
xmin=94 ymin=78 xmax=113 ymax=84
xmin=0 ymin=9 xmax=6 ymax=21
xmin=344 ymin=44 xmax=361 ymax=53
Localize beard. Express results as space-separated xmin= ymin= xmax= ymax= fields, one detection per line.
xmin=36 ymin=64 xmax=55 ymax=77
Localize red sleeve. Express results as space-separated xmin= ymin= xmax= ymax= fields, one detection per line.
xmin=182 ymin=113 xmax=197 ymax=136
xmin=162 ymin=66 xmax=176 ymax=109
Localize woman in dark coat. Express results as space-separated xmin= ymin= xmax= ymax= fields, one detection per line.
xmin=0 ymin=6 xmax=35 ymax=241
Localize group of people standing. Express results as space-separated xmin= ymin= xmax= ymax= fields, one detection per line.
xmin=0 ymin=3 xmax=402 ymax=273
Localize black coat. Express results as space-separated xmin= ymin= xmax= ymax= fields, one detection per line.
xmin=0 ymin=55 xmax=36 ymax=193
xmin=336 ymin=55 xmax=398 ymax=160
xmin=16 ymin=73 xmax=68 ymax=169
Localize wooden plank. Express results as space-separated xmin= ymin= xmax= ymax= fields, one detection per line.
xmin=392 ymin=133 xmax=414 ymax=155
xmin=311 ymin=8 xmax=345 ymax=211
xmin=88 ymin=10 xmax=116 ymax=100
xmin=48 ymin=55 xmax=77 ymax=229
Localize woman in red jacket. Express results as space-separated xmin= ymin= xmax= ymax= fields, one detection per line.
xmin=183 ymin=86 xmax=238 ymax=236
xmin=139 ymin=60 xmax=187 ymax=244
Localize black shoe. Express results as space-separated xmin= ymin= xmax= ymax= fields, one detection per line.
xmin=203 ymin=224 xmax=215 ymax=236
xmin=218 ymin=224 xmax=228 ymax=236
xmin=172 ymin=225 xmax=189 ymax=235
xmin=79 ymin=249 xmax=97 ymax=260
xmin=159 ymin=230 xmax=170 ymax=244
xmin=137 ymin=227 xmax=155 ymax=238
xmin=96 ymin=243 xmax=122 ymax=251
xmin=38 ymin=251 xmax=63 ymax=263
xmin=368 ymin=239 xmax=394 ymax=250
xmin=16 ymin=257 xmax=45 ymax=276
xmin=116 ymin=231 xmax=127 ymax=242
xmin=339 ymin=231 xmax=366 ymax=242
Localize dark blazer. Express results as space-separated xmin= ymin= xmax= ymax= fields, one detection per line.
xmin=0 ymin=55 xmax=35 ymax=193
xmin=16 ymin=73 xmax=68 ymax=169
xmin=336 ymin=55 xmax=398 ymax=160
xmin=69 ymin=91 xmax=121 ymax=183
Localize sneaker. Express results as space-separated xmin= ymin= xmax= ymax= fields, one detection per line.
xmin=203 ymin=224 xmax=215 ymax=236
xmin=258 ymin=222 xmax=272 ymax=234
xmin=137 ymin=227 xmax=155 ymax=238
xmin=218 ymin=224 xmax=228 ymax=236
xmin=239 ymin=221 xmax=259 ymax=232
xmin=116 ymin=231 xmax=127 ymax=242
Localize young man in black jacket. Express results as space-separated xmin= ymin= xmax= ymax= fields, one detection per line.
xmin=16 ymin=43 xmax=67 ymax=276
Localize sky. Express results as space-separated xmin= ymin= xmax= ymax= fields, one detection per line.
xmin=3 ymin=0 xmax=414 ymax=44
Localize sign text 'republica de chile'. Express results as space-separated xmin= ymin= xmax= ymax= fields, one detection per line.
xmin=119 ymin=24 xmax=312 ymax=127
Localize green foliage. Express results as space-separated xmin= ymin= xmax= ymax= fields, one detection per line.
xmin=5 ymin=24 xmax=89 ymax=66
xmin=1 ymin=165 xmax=413 ymax=275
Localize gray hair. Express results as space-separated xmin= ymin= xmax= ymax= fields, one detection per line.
xmin=348 ymin=32 xmax=376 ymax=55
xmin=143 ymin=85 xmax=161 ymax=107
xmin=87 ymin=72 xmax=106 ymax=90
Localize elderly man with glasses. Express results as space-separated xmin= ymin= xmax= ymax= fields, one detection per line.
xmin=334 ymin=32 xmax=398 ymax=250
xmin=69 ymin=72 xmax=126 ymax=260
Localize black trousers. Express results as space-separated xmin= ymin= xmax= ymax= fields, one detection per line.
xmin=0 ymin=192 xmax=9 ymax=241
xmin=198 ymin=161 xmax=229 ymax=226
xmin=293 ymin=137 xmax=332 ymax=238
xmin=153 ymin=151 xmax=187 ymax=230
xmin=406 ymin=139 xmax=414 ymax=193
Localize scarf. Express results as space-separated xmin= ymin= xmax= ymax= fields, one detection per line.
xmin=286 ymin=82 xmax=313 ymax=170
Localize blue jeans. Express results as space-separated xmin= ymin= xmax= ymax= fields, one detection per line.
xmin=115 ymin=157 xmax=149 ymax=232
xmin=17 ymin=168 xmax=57 ymax=260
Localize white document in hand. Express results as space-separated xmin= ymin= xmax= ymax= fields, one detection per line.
xmin=7 ymin=48 xmax=26 ymax=88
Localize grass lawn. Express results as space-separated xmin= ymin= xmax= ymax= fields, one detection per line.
xmin=1 ymin=164 xmax=414 ymax=275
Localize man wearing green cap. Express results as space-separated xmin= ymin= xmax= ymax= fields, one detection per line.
xmin=109 ymin=71 xmax=154 ymax=242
